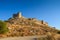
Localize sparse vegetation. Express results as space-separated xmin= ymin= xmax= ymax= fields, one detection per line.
xmin=0 ymin=20 xmax=8 ymax=34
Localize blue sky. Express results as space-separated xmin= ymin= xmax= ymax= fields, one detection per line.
xmin=0 ymin=0 xmax=60 ymax=29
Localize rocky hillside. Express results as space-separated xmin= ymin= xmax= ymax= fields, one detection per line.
xmin=2 ymin=12 xmax=58 ymax=37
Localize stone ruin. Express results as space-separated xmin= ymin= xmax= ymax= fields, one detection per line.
xmin=8 ymin=12 xmax=48 ymax=25
xmin=41 ymin=20 xmax=48 ymax=25
xmin=13 ymin=12 xmax=22 ymax=18
xmin=28 ymin=18 xmax=48 ymax=25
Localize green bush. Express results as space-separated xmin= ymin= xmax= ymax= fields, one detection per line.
xmin=0 ymin=20 xmax=9 ymax=34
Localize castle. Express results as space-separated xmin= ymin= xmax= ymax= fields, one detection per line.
xmin=12 ymin=12 xmax=48 ymax=25
xmin=13 ymin=12 xmax=22 ymax=18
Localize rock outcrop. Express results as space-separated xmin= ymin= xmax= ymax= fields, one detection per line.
xmin=4 ymin=12 xmax=59 ymax=37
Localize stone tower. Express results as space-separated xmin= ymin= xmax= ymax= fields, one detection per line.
xmin=13 ymin=12 xmax=22 ymax=18
xmin=17 ymin=12 xmax=22 ymax=18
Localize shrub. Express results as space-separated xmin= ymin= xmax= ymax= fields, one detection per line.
xmin=0 ymin=20 xmax=8 ymax=34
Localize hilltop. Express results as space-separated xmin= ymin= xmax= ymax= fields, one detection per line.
xmin=0 ymin=12 xmax=59 ymax=38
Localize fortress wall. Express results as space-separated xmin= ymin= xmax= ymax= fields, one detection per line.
xmin=41 ymin=20 xmax=48 ymax=25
